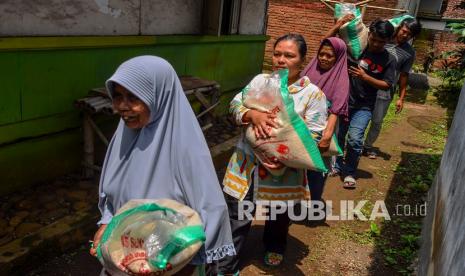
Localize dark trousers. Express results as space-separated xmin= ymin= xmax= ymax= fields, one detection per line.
xmin=218 ymin=182 xmax=290 ymax=274
xmin=307 ymin=170 xmax=327 ymax=201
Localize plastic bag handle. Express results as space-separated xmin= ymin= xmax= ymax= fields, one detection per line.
xmin=150 ymin=225 xmax=206 ymax=270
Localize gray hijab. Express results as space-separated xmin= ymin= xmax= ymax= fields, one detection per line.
xmin=98 ymin=56 xmax=235 ymax=263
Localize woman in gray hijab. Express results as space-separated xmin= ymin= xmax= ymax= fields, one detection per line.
xmin=89 ymin=56 xmax=235 ymax=274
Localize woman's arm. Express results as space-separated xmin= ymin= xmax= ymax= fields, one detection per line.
xmin=230 ymin=91 xmax=251 ymax=126
xmin=318 ymin=113 xmax=338 ymax=152
xmin=91 ymin=194 xmax=113 ymax=256
xmin=230 ymin=91 xmax=278 ymax=139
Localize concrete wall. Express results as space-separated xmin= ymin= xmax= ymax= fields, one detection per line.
xmin=0 ymin=0 xmax=140 ymax=36
xmin=0 ymin=0 xmax=268 ymax=36
xmin=397 ymin=0 xmax=421 ymax=15
xmin=239 ymin=0 xmax=268 ymax=35
xmin=418 ymin=83 xmax=465 ymax=275
xmin=141 ymin=0 xmax=203 ymax=35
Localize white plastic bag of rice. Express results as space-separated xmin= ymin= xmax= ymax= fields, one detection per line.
xmin=97 ymin=199 xmax=205 ymax=276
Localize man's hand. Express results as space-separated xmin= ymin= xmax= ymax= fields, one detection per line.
xmin=396 ymin=99 xmax=404 ymax=114
xmin=336 ymin=13 xmax=355 ymax=27
xmin=349 ymin=65 xmax=367 ymax=80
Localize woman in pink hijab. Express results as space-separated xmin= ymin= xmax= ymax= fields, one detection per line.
xmin=301 ymin=37 xmax=350 ymax=212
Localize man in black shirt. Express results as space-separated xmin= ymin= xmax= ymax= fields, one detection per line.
xmin=364 ymin=18 xmax=422 ymax=159
xmin=332 ymin=19 xmax=396 ymax=188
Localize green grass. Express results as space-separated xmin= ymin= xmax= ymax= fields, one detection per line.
xmin=374 ymin=116 xmax=447 ymax=275
xmin=382 ymin=95 xmax=404 ymax=129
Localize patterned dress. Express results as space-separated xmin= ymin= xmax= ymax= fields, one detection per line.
xmin=223 ymin=74 xmax=327 ymax=202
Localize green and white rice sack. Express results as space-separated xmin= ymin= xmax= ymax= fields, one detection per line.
xmin=97 ymin=199 xmax=205 ymax=276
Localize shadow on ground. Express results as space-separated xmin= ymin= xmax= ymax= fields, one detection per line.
xmin=367 ymin=151 xmax=441 ymax=275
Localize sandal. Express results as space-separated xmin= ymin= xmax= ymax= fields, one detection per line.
xmin=264 ymin=252 xmax=283 ymax=267
xmin=343 ymin=175 xmax=356 ymax=189
xmin=367 ymin=150 xmax=377 ymax=159
xmin=363 ymin=147 xmax=377 ymax=159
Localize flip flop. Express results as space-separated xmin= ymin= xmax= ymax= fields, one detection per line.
xmin=366 ymin=149 xmax=377 ymax=159
xmin=343 ymin=175 xmax=356 ymax=189
xmin=264 ymin=252 xmax=283 ymax=267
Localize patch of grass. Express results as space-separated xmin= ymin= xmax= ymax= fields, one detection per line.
xmin=370 ymin=221 xmax=381 ymax=236
xmin=329 ymin=222 xmax=376 ymax=246
xmin=374 ymin=114 xmax=448 ymax=275
xmin=376 ymin=170 xmax=389 ymax=180
xmin=382 ymin=95 xmax=404 ymax=129
xmin=418 ymin=118 xmax=448 ymax=153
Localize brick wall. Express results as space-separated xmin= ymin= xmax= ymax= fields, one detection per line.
xmin=413 ymin=30 xmax=435 ymax=65
xmin=414 ymin=0 xmax=465 ymax=68
xmin=436 ymin=32 xmax=463 ymax=52
xmin=443 ymin=0 xmax=465 ymax=18
xmin=413 ymin=30 xmax=465 ymax=69
xmin=264 ymin=0 xmax=401 ymax=70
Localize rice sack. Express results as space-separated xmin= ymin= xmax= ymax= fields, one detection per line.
xmin=242 ymin=70 xmax=326 ymax=174
xmin=389 ymin=14 xmax=414 ymax=29
xmin=322 ymin=134 xmax=343 ymax=157
xmin=97 ymin=199 xmax=205 ymax=276
xmin=335 ymin=3 xmax=369 ymax=60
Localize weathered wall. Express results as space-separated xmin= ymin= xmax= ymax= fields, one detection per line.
xmin=264 ymin=0 xmax=410 ymax=70
xmin=0 ymin=35 xmax=267 ymax=195
xmin=239 ymin=0 xmax=268 ymax=35
xmin=414 ymin=0 xmax=465 ymax=67
xmin=264 ymin=0 xmax=333 ymax=70
xmin=0 ymin=0 xmax=268 ymax=36
xmin=413 ymin=28 xmax=436 ymax=65
xmin=443 ymin=0 xmax=464 ymax=18
xmin=0 ymin=0 xmax=269 ymax=195
xmin=0 ymin=0 xmax=140 ymax=36
xmin=140 ymin=0 xmax=203 ymax=35
xmin=418 ymin=83 xmax=465 ymax=275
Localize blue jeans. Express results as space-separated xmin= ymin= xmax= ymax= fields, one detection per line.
xmin=365 ymin=93 xmax=392 ymax=148
xmin=334 ymin=108 xmax=372 ymax=177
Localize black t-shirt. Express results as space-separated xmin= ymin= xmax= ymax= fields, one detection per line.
xmin=348 ymin=49 xmax=396 ymax=110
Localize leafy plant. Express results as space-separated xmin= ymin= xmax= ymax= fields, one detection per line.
xmin=432 ymin=12 xmax=465 ymax=126
xmin=370 ymin=221 xmax=381 ymax=236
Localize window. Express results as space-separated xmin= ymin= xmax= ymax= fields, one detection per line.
xmin=203 ymin=0 xmax=242 ymax=35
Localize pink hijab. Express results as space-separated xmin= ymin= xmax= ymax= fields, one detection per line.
xmin=301 ymin=37 xmax=350 ymax=117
